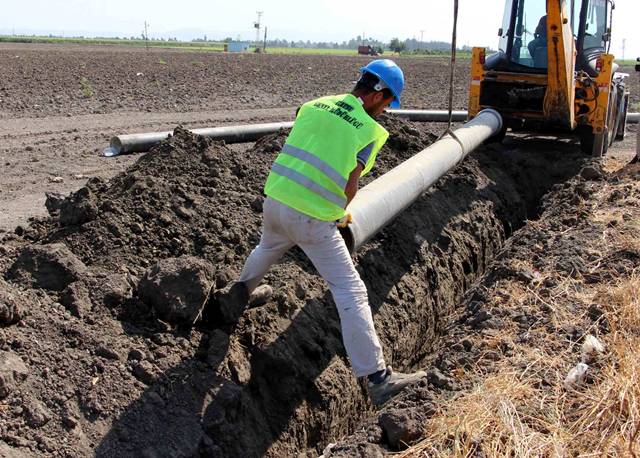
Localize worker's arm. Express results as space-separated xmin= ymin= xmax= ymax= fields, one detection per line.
xmin=345 ymin=162 xmax=364 ymax=206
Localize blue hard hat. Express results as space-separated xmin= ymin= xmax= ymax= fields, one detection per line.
xmin=359 ymin=59 xmax=405 ymax=108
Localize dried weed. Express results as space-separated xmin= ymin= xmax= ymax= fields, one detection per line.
xmin=399 ymin=273 xmax=639 ymax=458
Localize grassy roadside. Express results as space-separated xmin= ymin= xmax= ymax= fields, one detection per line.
xmin=398 ymin=160 xmax=640 ymax=457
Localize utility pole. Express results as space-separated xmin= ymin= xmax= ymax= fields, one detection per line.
xmin=622 ymin=38 xmax=626 ymax=61
xmin=263 ymin=27 xmax=267 ymax=53
xmin=254 ymin=11 xmax=263 ymax=48
xmin=143 ymin=21 xmax=149 ymax=51
xmin=420 ymin=29 xmax=425 ymax=50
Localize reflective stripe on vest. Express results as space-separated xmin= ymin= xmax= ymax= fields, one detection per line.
xmin=270 ymin=163 xmax=347 ymax=208
xmin=281 ymin=144 xmax=348 ymax=189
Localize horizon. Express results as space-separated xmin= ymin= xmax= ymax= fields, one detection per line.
xmin=2 ymin=0 xmax=638 ymax=60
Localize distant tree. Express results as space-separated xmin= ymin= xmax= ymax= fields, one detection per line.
xmin=389 ymin=37 xmax=405 ymax=54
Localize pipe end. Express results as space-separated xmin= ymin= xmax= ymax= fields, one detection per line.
xmin=476 ymin=108 xmax=504 ymax=133
xmin=104 ymin=137 xmax=123 ymax=157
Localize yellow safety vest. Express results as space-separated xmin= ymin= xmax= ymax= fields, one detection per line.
xmin=264 ymin=94 xmax=389 ymax=221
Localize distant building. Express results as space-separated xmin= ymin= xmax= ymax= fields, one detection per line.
xmin=226 ymin=41 xmax=250 ymax=53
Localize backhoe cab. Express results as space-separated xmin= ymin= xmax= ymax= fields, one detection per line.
xmin=468 ymin=0 xmax=629 ymax=156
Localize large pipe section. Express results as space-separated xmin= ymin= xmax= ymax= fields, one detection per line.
xmin=104 ymin=110 xmax=639 ymax=156
xmin=341 ymin=109 xmax=503 ymax=253
xmin=104 ymin=122 xmax=295 ymax=156
xmin=104 ymin=110 xmax=475 ymax=156
xmin=386 ymin=109 xmax=468 ymax=122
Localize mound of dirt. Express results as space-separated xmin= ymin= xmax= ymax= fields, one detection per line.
xmin=0 ymin=117 xmax=590 ymax=457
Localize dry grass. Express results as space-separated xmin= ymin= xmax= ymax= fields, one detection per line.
xmin=399 ymin=273 xmax=639 ymax=458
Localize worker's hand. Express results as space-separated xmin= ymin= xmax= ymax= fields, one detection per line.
xmin=337 ymin=213 xmax=353 ymax=228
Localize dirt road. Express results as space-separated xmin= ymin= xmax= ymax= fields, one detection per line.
xmin=1 ymin=43 xmax=474 ymax=232
xmin=0 ymin=107 xmax=296 ymax=231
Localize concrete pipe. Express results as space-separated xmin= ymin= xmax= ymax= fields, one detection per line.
xmin=386 ymin=109 xmax=468 ymax=122
xmin=104 ymin=122 xmax=294 ymax=156
xmin=104 ymin=111 xmax=473 ymax=156
xmin=341 ymin=109 xmax=503 ymax=252
xmin=389 ymin=110 xmax=640 ymax=124
xmin=103 ymin=110 xmax=638 ymax=157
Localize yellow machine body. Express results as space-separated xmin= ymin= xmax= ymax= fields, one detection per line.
xmin=469 ymin=0 xmax=628 ymax=155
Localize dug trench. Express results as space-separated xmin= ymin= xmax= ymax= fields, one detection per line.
xmin=0 ymin=117 xmax=590 ymax=457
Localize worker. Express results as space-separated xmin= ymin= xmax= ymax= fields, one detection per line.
xmin=212 ymin=59 xmax=426 ymax=405
xmin=528 ymin=14 xmax=548 ymax=64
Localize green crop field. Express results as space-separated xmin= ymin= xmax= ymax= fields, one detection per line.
xmin=0 ymin=35 xmax=472 ymax=59
xmin=265 ymin=47 xmax=358 ymax=56
xmin=0 ymin=35 xmax=226 ymax=50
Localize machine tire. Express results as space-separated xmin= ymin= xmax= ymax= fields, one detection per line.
xmin=580 ymin=128 xmax=609 ymax=157
xmin=615 ymin=93 xmax=629 ymax=141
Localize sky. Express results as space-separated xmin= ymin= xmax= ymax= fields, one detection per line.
xmin=1 ymin=0 xmax=638 ymax=59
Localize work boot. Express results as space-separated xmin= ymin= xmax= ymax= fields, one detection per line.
xmin=217 ymin=283 xmax=274 ymax=324
xmin=368 ymin=366 xmax=427 ymax=406
xmin=216 ymin=282 xmax=250 ymax=324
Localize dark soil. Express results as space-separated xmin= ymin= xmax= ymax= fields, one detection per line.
xmin=0 ymin=44 xmax=470 ymax=119
xmin=0 ymin=111 xmax=594 ymax=457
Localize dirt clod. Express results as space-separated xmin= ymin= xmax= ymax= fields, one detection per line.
xmin=5 ymin=243 xmax=87 ymax=291
xmin=138 ymin=256 xmax=215 ymax=325
xmin=0 ymin=279 xmax=27 ymax=325
xmin=59 ymin=281 xmax=91 ymax=317
xmin=131 ymin=360 xmax=159 ymax=385
xmin=0 ymin=351 xmax=29 ymax=399
xmin=426 ymin=367 xmax=452 ymax=390
xmin=90 ymin=273 xmax=136 ymax=308
xmin=59 ymin=186 xmax=99 ymax=226
xmin=378 ymin=408 xmax=426 ymax=450
xmin=95 ymin=345 xmax=123 ymax=361
xmin=44 ymin=192 xmax=65 ymax=217
xmin=24 ymin=399 xmax=52 ymax=428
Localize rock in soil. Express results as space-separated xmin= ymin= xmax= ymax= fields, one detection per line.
xmin=5 ymin=243 xmax=87 ymax=291
xmin=59 ymin=281 xmax=92 ymax=317
xmin=88 ymin=273 xmax=136 ymax=308
xmin=138 ymin=256 xmax=215 ymax=324
xmin=0 ymin=351 xmax=29 ymax=399
xmin=0 ymin=441 xmax=29 ymax=458
xmin=378 ymin=408 xmax=426 ymax=450
xmin=0 ymin=278 xmax=27 ymax=325
xmin=24 ymin=398 xmax=53 ymax=428
xmin=59 ymin=186 xmax=99 ymax=226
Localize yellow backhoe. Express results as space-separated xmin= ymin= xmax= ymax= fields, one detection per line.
xmin=468 ymin=0 xmax=629 ymax=155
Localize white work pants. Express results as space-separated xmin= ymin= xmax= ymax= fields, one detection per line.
xmin=239 ymin=197 xmax=386 ymax=377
